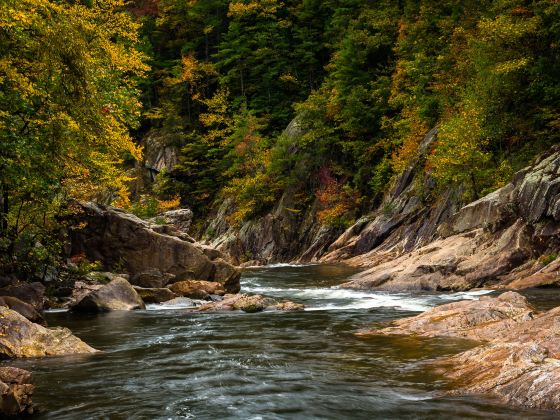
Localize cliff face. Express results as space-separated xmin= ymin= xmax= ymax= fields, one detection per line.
xmin=200 ymin=125 xmax=560 ymax=290
xmin=199 ymin=118 xmax=345 ymax=266
xmin=202 ymin=193 xmax=343 ymax=266
xmin=341 ymin=145 xmax=560 ymax=291
xmin=201 ymin=127 xmax=458 ymax=268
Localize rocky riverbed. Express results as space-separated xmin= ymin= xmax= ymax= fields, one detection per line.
xmin=362 ymin=291 xmax=560 ymax=411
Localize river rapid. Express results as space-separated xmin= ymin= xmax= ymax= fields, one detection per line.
xmin=9 ymin=264 xmax=558 ymax=419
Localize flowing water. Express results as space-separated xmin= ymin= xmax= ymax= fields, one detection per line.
xmin=8 ymin=264 xmax=559 ymax=419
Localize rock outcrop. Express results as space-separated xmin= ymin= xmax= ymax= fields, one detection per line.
xmin=70 ymin=277 xmax=145 ymax=312
xmin=340 ymin=144 xmax=560 ymax=291
xmin=68 ymin=202 xmax=241 ymax=293
xmin=203 ymin=194 xmax=342 ymax=267
xmin=0 ymin=296 xmax=45 ymax=325
xmin=364 ymin=291 xmax=533 ymax=341
xmin=0 ymin=282 xmax=45 ymax=311
xmin=200 ymin=119 xmax=343 ymax=266
xmin=169 ymin=280 xmax=225 ymax=300
xmin=150 ymin=208 xmax=193 ymax=232
xmin=0 ymin=306 xmax=97 ymax=358
xmin=133 ymin=286 xmax=177 ymax=304
xmin=197 ymin=294 xmax=304 ymax=313
xmin=143 ymin=130 xmax=179 ymax=175
xmin=367 ymin=292 xmax=560 ymax=411
xmin=0 ymin=367 xmax=34 ymax=416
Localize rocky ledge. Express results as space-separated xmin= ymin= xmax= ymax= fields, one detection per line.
xmin=0 ymin=306 xmax=97 ymax=358
xmin=68 ymin=201 xmax=241 ymax=293
xmin=339 ymin=145 xmax=560 ymax=291
xmin=362 ymin=292 xmax=560 ymax=410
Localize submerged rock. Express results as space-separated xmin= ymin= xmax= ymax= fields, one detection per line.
xmin=70 ymin=277 xmax=145 ymax=312
xmin=0 ymin=367 xmax=34 ymax=416
xmin=197 ymin=294 xmax=304 ymax=313
xmin=133 ymin=286 xmax=176 ymax=304
xmin=0 ymin=296 xmax=45 ymax=325
xmin=0 ymin=306 xmax=97 ymax=358
xmin=169 ymin=280 xmax=225 ymax=300
xmin=161 ymin=297 xmax=199 ymax=307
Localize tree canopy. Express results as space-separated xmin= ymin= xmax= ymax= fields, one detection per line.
xmin=0 ymin=0 xmax=147 ymax=276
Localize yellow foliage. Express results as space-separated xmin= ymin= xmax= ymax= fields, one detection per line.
xmin=157 ymin=195 xmax=181 ymax=212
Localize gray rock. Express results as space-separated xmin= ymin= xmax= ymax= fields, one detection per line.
xmin=69 ymin=202 xmax=241 ymax=291
xmin=70 ymin=277 xmax=145 ymax=312
xmin=133 ymin=286 xmax=176 ymax=303
xmin=0 ymin=282 xmax=45 ymax=311
xmin=0 ymin=296 xmax=45 ymax=325
xmin=337 ymin=144 xmax=560 ymax=291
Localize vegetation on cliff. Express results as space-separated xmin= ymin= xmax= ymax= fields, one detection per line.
xmin=138 ymin=0 xmax=560 ymax=229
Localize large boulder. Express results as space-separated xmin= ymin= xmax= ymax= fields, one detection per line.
xmin=197 ymin=294 xmax=304 ymax=313
xmin=133 ymin=286 xmax=176 ymax=304
xmin=0 ymin=296 xmax=45 ymax=325
xmin=0 ymin=306 xmax=97 ymax=358
xmin=70 ymin=277 xmax=145 ymax=312
xmin=0 ymin=282 xmax=45 ymax=311
xmin=0 ymin=367 xmax=34 ymax=416
xmin=169 ymin=280 xmax=225 ymax=300
xmin=68 ymin=202 xmax=241 ymax=291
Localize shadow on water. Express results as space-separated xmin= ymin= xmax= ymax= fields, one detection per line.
xmin=6 ymin=264 xmax=559 ymax=419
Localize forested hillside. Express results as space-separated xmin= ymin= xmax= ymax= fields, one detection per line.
xmin=137 ymin=0 xmax=560 ymax=228
xmin=1 ymin=0 xmax=559 ymax=275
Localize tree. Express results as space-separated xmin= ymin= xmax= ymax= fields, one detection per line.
xmin=0 ymin=0 xmax=147 ymax=276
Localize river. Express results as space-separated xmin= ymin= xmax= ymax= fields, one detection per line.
xmin=10 ymin=264 xmax=558 ymax=419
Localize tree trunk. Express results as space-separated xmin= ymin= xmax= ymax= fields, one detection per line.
xmin=0 ymin=183 xmax=8 ymax=233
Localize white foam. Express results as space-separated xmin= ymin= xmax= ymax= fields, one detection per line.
xmin=304 ymin=291 xmax=431 ymax=312
xmin=263 ymin=263 xmax=317 ymax=268
xmin=146 ymin=302 xmax=198 ymax=311
xmin=244 ymin=278 xmax=494 ymax=313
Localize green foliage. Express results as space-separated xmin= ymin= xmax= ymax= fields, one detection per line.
xmin=0 ymin=0 xmax=147 ymax=277
xmin=7 ymin=0 xmax=559 ymax=279
xmin=539 ymin=253 xmax=558 ymax=266
xmin=143 ymin=0 xmax=560 ymax=224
